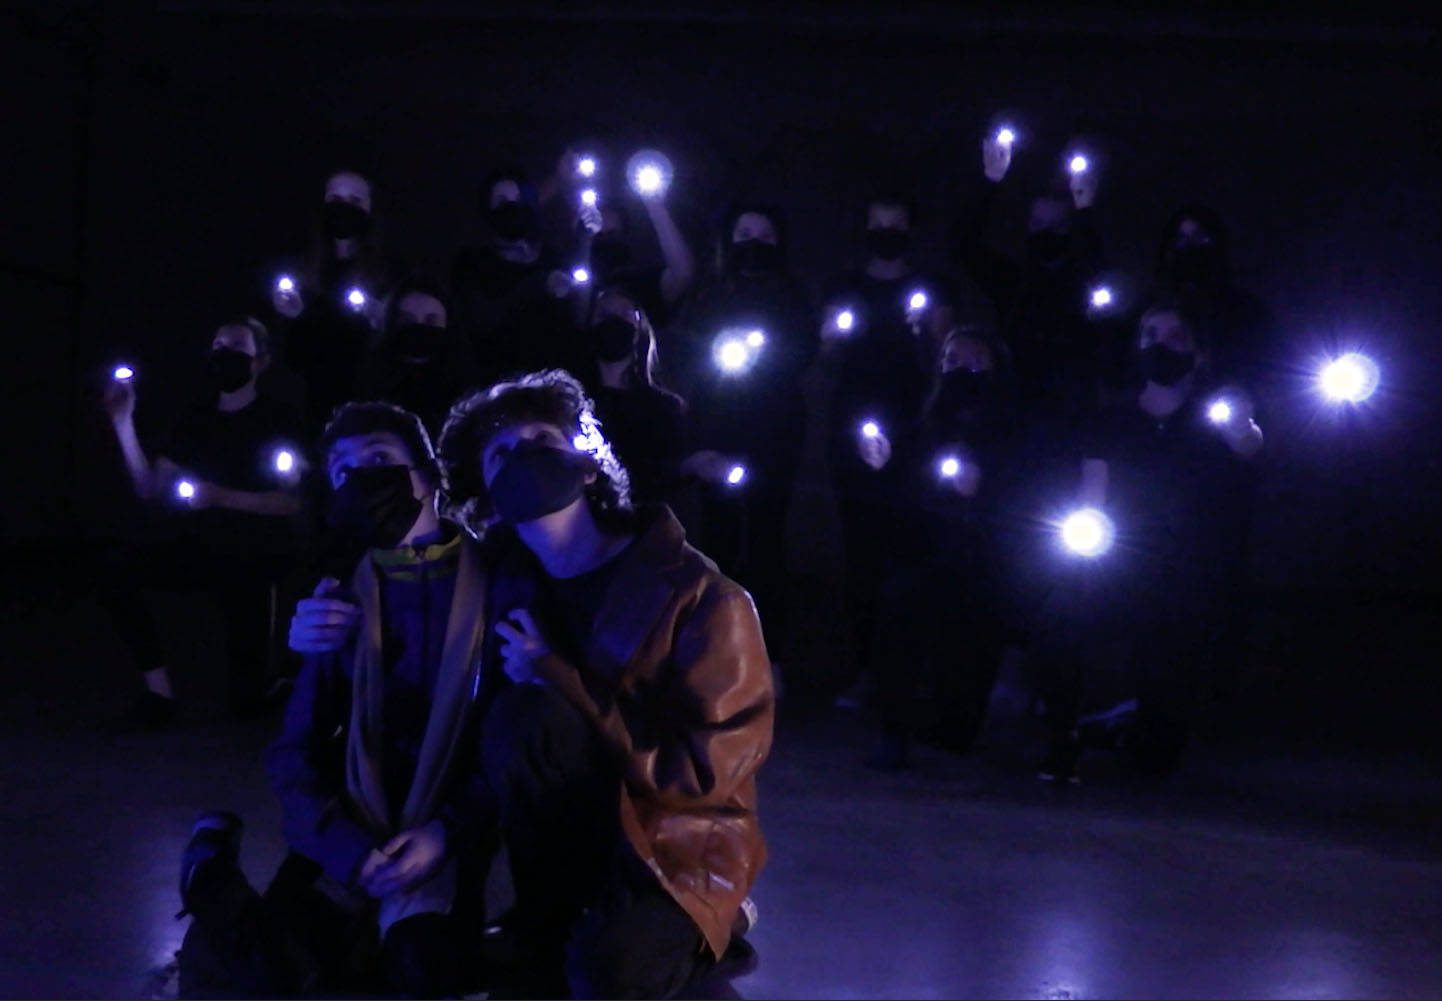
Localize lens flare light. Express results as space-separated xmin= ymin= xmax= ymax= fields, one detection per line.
xmin=346 ymin=287 xmax=367 ymax=310
xmin=1060 ymin=508 xmax=1115 ymax=558
xmin=1317 ymin=353 xmax=1380 ymax=404
xmin=835 ymin=309 xmax=855 ymax=332
xmin=113 ymin=365 xmax=135 ymax=382
xmin=726 ymin=464 xmax=747 ymax=486
xmin=1069 ymin=154 xmax=1090 ymax=174
xmin=175 ymin=479 xmax=197 ymax=502
xmin=626 ymin=150 xmax=673 ymax=198
xmin=938 ymin=456 xmax=962 ymax=479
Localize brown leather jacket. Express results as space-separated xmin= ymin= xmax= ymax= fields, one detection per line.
xmin=530 ymin=507 xmax=774 ymax=958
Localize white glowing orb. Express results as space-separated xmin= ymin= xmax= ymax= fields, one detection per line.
xmin=1318 ymin=353 xmax=1380 ymax=404
xmin=836 ymin=309 xmax=855 ymax=332
xmin=176 ymin=479 xmax=196 ymax=501
xmin=726 ymin=465 xmax=747 ymax=486
xmin=346 ymin=287 xmax=367 ymax=308
xmin=1069 ymin=154 xmax=1090 ymax=174
xmin=996 ymin=127 xmax=1016 ymax=146
xmin=1207 ymin=400 xmax=1233 ymax=425
xmin=635 ymin=165 xmax=662 ymax=194
xmin=274 ymin=450 xmax=295 ymax=474
xmin=577 ymin=156 xmax=597 ymax=178
xmin=1061 ymin=508 xmax=1115 ymax=557
xmin=716 ymin=338 xmax=751 ymax=373
xmin=572 ymin=434 xmax=588 ymax=450
xmin=580 ymin=188 xmax=598 ymax=207
xmin=276 ymin=275 xmax=295 ymax=293
xmin=908 ymin=290 xmax=928 ymax=311
xmin=113 ymin=365 xmax=134 ymax=382
xmin=1090 ymin=286 xmax=1113 ymax=308
xmin=939 ymin=456 xmax=962 ymax=479
xmin=861 ymin=420 xmax=881 ymax=439
xmin=746 ymin=329 xmax=766 ymax=349
xmin=572 ymin=267 xmax=591 ymax=284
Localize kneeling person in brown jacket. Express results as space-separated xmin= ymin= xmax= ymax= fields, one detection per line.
xmin=439 ymin=369 xmax=774 ymax=999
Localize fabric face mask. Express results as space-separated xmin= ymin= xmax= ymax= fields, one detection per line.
xmin=327 ymin=464 xmax=423 ymax=548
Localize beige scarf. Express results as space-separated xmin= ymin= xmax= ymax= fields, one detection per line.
xmin=343 ymin=536 xmax=487 ymax=935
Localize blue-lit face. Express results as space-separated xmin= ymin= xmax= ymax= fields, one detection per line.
xmin=324 ymin=171 xmax=372 ymax=212
xmin=396 ymin=291 xmax=446 ymax=328
xmin=326 ymin=432 xmax=416 ymax=490
xmin=732 ymin=211 xmax=779 ymax=246
xmin=480 ymin=421 xmax=577 ymax=489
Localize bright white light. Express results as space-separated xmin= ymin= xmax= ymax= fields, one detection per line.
xmin=746 ymin=329 xmax=766 ymax=349
xmin=726 ymin=465 xmax=747 ymax=486
xmin=346 ymin=287 xmax=367 ymax=309
xmin=274 ymin=449 xmax=295 ymax=474
xmin=627 ymin=150 xmax=673 ymax=198
xmin=1318 ymin=353 xmax=1380 ymax=404
xmin=1069 ymin=154 xmax=1090 ymax=174
xmin=571 ymin=267 xmax=591 ymax=284
xmin=1061 ymin=508 xmax=1115 ymax=558
xmin=572 ymin=434 xmax=588 ymax=450
xmin=1090 ymin=286 xmax=1113 ymax=309
xmin=717 ymin=339 xmax=749 ymax=372
xmin=861 ymin=420 xmax=881 ymax=439
xmin=1207 ymin=399 xmax=1233 ymax=425
xmin=176 ymin=479 xmax=196 ymax=501
xmin=939 ymin=456 xmax=962 ymax=479
xmin=113 ymin=365 xmax=134 ymax=382
xmin=996 ymin=127 xmax=1016 ymax=146
xmin=580 ymin=188 xmax=598 ymax=207
xmin=836 ymin=309 xmax=855 ymax=332
xmin=276 ymin=275 xmax=295 ymax=293
xmin=908 ymin=290 xmax=928 ymax=311
xmin=577 ymin=156 xmax=597 ymax=178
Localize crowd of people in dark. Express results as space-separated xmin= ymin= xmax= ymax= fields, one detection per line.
xmin=98 ymin=125 xmax=1287 ymax=997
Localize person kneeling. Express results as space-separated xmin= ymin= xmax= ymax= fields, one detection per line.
xmin=439 ymin=370 xmax=774 ymax=999
xmin=177 ymin=402 xmax=495 ymax=997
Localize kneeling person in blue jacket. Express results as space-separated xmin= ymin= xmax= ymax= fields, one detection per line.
xmin=176 ymin=401 xmax=495 ymax=997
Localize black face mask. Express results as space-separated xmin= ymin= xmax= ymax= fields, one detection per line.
xmin=865 ymin=227 xmax=911 ymax=262
xmin=489 ymin=441 xmax=591 ymax=525
xmin=593 ymin=317 xmax=636 ymax=363
xmin=321 ymin=200 xmax=372 ymax=241
xmin=489 ymin=200 xmax=533 ymax=242
xmin=327 ymin=464 xmax=423 ymax=548
xmin=1026 ymin=229 xmax=1071 ymax=266
xmin=729 ymin=238 xmax=782 ymax=275
xmin=206 ymin=347 xmax=254 ymax=393
xmin=392 ymin=322 xmax=447 ymax=363
xmin=1170 ymin=244 xmax=1222 ymax=287
xmin=591 ymin=235 xmax=632 ymax=276
xmin=1139 ymin=343 xmax=1196 ymax=387
xmin=935 ymin=368 xmax=995 ymax=415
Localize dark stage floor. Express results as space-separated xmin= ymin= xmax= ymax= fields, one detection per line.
xmin=2 ymin=587 xmax=1440 ymax=999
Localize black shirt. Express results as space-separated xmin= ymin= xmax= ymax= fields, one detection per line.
xmin=541 ymin=541 xmax=632 ymax=670
xmin=590 ymin=385 xmax=688 ymax=507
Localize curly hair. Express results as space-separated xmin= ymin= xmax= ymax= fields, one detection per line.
xmin=318 ymin=400 xmax=442 ymax=489
xmin=438 ymin=369 xmax=632 ymax=537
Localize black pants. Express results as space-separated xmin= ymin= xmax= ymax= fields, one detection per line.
xmin=482 ymin=684 xmax=710 ymax=1000
xmin=179 ymin=851 xmax=464 ymax=998
xmin=96 ymin=539 xmax=279 ymax=710
xmin=872 ymin=562 xmax=1006 ymax=751
xmin=1031 ymin=568 xmax=1211 ymax=773
xmin=836 ymin=493 xmax=900 ymax=688
xmin=698 ymin=478 xmax=791 ymax=655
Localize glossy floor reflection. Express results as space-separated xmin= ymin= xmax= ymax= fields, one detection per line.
xmin=1 ymin=594 xmax=1440 ymax=999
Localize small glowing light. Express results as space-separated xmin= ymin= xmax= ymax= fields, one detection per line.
xmin=746 ymin=329 xmax=766 ymax=349
xmin=996 ymin=127 xmax=1016 ymax=146
xmin=273 ymin=449 xmax=296 ymax=474
xmin=112 ymin=365 xmax=134 ymax=382
xmin=276 ymin=275 xmax=295 ymax=293
xmin=571 ymin=266 xmax=591 ymax=284
xmin=1318 ymin=353 xmax=1380 ymax=404
xmin=726 ymin=465 xmax=747 ymax=486
xmin=572 ymin=434 xmax=588 ymax=450
xmin=908 ymin=290 xmax=928 ymax=311
xmin=577 ymin=156 xmax=597 ymax=178
xmin=580 ymin=188 xmax=598 ymax=207
xmin=175 ymin=479 xmax=196 ymax=501
xmin=1069 ymin=154 xmax=1090 ymax=174
xmin=346 ymin=287 xmax=367 ymax=309
xmin=836 ymin=309 xmax=855 ymax=332
xmin=716 ymin=338 xmax=751 ymax=373
xmin=861 ymin=420 xmax=881 ymax=439
xmin=939 ymin=456 xmax=962 ymax=479
xmin=1207 ymin=399 xmax=1233 ymax=425
xmin=1061 ymin=508 xmax=1115 ymax=558
xmin=571 ymin=411 xmax=608 ymax=456
xmin=1090 ymin=286 xmax=1113 ymax=309
xmin=626 ymin=150 xmax=673 ymax=198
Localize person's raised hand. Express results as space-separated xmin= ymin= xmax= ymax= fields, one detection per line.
xmin=288 ymin=577 xmax=362 ymax=654
xmin=982 ymin=136 xmax=1013 ymax=183
xmin=102 ymin=379 xmax=137 ymax=424
xmin=857 ymin=429 xmax=892 ymax=471
xmin=272 ymin=283 xmax=304 ymax=319
xmin=1070 ymin=167 xmax=1098 ymax=210
xmin=496 ymin=609 xmax=551 ymax=685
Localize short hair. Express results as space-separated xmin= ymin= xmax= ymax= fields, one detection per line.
xmin=318 ymin=400 xmax=442 ymax=487
xmin=438 ymin=369 xmax=631 ymax=536
xmin=864 ymin=190 xmax=917 ymax=224
xmin=1136 ymin=296 xmax=1211 ymax=358
xmin=478 ymin=166 xmax=536 ymax=210
xmin=382 ymin=275 xmax=450 ymax=335
xmin=219 ymin=316 xmax=270 ymax=360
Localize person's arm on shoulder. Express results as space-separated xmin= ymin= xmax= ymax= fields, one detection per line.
xmin=265 ymin=650 xmax=377 ymax=886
